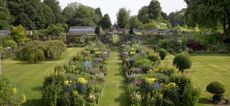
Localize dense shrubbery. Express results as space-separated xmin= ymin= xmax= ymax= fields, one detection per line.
xmin=42 ymin=42 xmax=109 ymax=106
xmin=44 ymin=40 xmax=66 ymax=60
xmin=121 ymin=43 xmax=160 ymax=76
xmin=159 ymin=39 xmax=186 ymax=54
xmin=16 ymin=41 xmax=45 ymax=63
xmin=66 ymin=35 xmax=97 ymax=47
xmin=173 ymin=54 xmax=192 ymax=73
xmin=0 ymin=75 xmax=26 ymax=105
xmin=121 ymin=42 xmax=200 ymax=106
xmin=16 ymin=40 xmax=66 ymax=63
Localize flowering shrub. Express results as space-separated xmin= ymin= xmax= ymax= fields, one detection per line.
xmin=42 ymin=43 xmax=109 ymax=106
xmin=121 ymin=43 xmax=200 ymax=106
xmin=78 ymin=77 xmax=88 ymax=84
xmin=145 ymin=77 xmax=156 ymax=84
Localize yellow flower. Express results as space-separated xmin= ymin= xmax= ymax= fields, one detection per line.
xmin=129 ymin=51 xmax=135 ymax=55
xmin=168 ymin=82 xmax=177 ymax=88
xmin=145 ymin=77 xmax=156 ymax=84
xmin=73 ymin=90 xmax=78 ymax=96
xmin=95 ymin=51 xmax=102 ymax=54
xmin=93 ymin=48 xmax=99 ymax=51
xmin=12 ymin=88 xmax=17 ymax=95
xmin=78 ymin=77 xmax=87 ymax=84
xmin=135 ymin=94 xmax=142 ymax=102
xmin=131 ymin=48 xmax=135 ymax=51
xmin=21 ymin=94 xmax=27 ymax=103
xmin=64 ymin=80 xmax=69 ymax=85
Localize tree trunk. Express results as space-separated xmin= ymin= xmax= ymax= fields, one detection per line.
xmin=223 ymin=16 xmax=227 ymax=34
xmin=227 ymin=17 xmax=230 ymax=36
xmin=224 ymin=7 xmax=230 ymax=37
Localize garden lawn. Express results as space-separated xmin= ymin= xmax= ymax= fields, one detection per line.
xmin=2 ymin=48 xmax=82 ymax=106
xmin=161 ymin=53 xmax=230 ymax=105
xmin=99 ymin=47 xmax=129 ymax=106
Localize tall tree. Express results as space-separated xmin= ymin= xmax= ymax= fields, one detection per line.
xmin=6 ymin=0 xmax=54 ymax=29
xmin=186 ymin=0 xmax=230 ymax=36
xmin=100 ymin=14 xmax=111 ymax=30
xmin=138 ymin=6 xmax=150 ymax=24
xmin=0 ymin=0 xmax=13 ymax=29
xmin=161 ymin=12 xmax=168 ymax=20
xmin=37 ymin=3 xmax=55 ymax=28
xmin=129 ymin=16 xmax=141 ymax=29
xmin=43 ymin=0 xmax=63 ymax=23
xmin=169 ymin=9 xmax=185 ymax=27
xmin=95 ymin=8 xmax=103 ymax=18
xmin=69 ymin=5 xmax=95 ymax=26
xmin=148 ymin=0 xmax=161 ymax=20
xmin=7 ymin=0 xmax=35 ymax=29
xmin=62 ymin=2 xmax=82 ymax=25
xmin=117 ymin=8 xmax=129 ymax=29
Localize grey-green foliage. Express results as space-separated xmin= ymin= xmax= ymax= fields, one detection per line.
xmin=44 ymin=40 xmax=66 ymax=60
xmin=16 ymin=40 xmax=66 ymax=63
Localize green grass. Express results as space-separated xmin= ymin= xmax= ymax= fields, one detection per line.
xmin=161 ymin=53 xmax=230 ymax=105
xmin=2 ymin=48 xmax=82 ymax=106
xmin=99 ymin=47 xmax=129 ymax=106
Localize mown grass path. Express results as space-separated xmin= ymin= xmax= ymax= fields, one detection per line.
xmin=2 ymin=48 xmax=82 ymax=106
xmin=99 ymin=47 xmax=129 ymax=106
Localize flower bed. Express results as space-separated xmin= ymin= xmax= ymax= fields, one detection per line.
xmin=42 ymin=42 xmax=109 ymax=106
xmin=121 ymin=43 xmax=200 ymax=106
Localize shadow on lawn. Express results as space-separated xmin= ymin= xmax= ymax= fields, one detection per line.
xmin=198 ymin=98 xmax=212 ymax=104
xmin=32 ymin=86 xmax=43 ymax=91
xmin=23 ymin=99 xmax=43 ymax=106
xmin=198 ymin=98 xmax=230 ymax=105
xmin=114 ymin=60 xmax=130 ymax=106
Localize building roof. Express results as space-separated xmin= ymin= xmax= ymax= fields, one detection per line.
xmin=0 ymin=30 xmax=10 ymax=36
xmin=68 ymin=26 xmax=96 ymax=35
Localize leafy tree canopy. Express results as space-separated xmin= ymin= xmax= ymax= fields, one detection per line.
xmin=117 ymin=8 xmax=130 ymax=29
xmin=186 ymin=0 xmax=230 ymax=36
xmin=100 ymin=14 xmax=112 ymax=30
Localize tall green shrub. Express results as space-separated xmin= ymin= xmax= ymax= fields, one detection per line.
xmin=173 ymin=54 xmax=192 ymax=73
xmin=206 ymin=81 xmax=225 ymax=103
xmin=159 ymin=49 xmax=167 ymax=60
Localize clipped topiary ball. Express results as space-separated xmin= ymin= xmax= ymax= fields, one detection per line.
xmin=159 ymin=49 xmax=167 ymax=60
xmin=173 ymin=54 xmax=192 ymax=72
xmin=206 ymin=81 xmax=225 ymax=95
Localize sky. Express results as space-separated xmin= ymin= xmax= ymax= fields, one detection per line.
xmin=58 ymin=0 xmax=187 ymax=23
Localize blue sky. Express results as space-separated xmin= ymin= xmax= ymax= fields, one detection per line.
xmin=58 ymin=0 xmax=187 ymax=23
